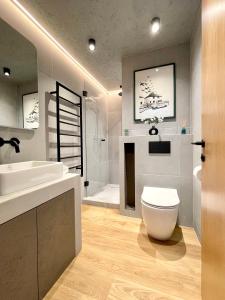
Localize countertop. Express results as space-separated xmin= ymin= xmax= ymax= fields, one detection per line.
xmin=0 ymin=173 xmax=80 ymax=225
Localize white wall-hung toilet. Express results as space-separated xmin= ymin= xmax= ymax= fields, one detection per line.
xmin=141 ymin=187 xmax=180 ymax=241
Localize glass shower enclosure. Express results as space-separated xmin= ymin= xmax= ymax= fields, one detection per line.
xmin=84 ymin=94 xmax=108 ymax=196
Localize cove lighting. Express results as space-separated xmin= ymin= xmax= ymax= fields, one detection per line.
xmin=11 ymin=0 xmax=107 ymax=93
xmin=108 ymin=89 xmax=122 ymax=96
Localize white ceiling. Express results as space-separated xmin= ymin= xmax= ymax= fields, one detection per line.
xmin=19 ymin=0 xmax=200 ymax=90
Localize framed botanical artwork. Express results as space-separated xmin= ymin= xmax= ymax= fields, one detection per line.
xmin=134 ymin=63 xmax=176 ymax=121
xmin=22 ymin=92 xmax=39 ymax=129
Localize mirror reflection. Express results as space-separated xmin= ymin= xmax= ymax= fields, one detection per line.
xmin=0 ymin=18 xmax=38 ymax=129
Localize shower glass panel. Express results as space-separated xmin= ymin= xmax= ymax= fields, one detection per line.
xmin=84 ymin=96 xmax=108 ymax=197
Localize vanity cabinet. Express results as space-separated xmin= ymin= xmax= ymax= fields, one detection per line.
xmin=37 ymin=189 xmax=75 ymax=298
xmin=0 ymin=209 xmax=38 ymax=300
xmin=0 ymin=189 xmax=75 ymax=300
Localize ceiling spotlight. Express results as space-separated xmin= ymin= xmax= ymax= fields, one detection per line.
xmin=151 ymin=17 xmax=160 ymax=34
xmin=88 ymin=38 xmax=96 ymax=51
xmin=3 ymin=67 xmax=10 ymax=77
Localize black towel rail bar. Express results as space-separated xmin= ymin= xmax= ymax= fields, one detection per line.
xmin=51 ymin=81 xmax=83 ymax=176
xmin=59 ymin=120 xmax=80 ymax=127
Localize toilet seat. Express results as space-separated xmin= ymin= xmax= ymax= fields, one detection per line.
xmin=141 ymin=186 xmax=180 ymax=209
xmin=141 ymin=200 xmax=176 ymax=209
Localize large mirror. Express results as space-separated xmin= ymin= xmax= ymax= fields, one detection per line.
xmin=0 ymin=18 xmax=38 ymax=130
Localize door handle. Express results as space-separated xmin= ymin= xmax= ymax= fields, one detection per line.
xmin=191 ymin=140 xmax=206 ymax=162
xmin=191 ymin=140 xmax=205 ymax=148
xmin=201 ymin=154 xmax=206 ymax=162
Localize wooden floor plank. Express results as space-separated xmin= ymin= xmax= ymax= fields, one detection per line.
xmin=44 ymin=205 xmax=201 ymax=300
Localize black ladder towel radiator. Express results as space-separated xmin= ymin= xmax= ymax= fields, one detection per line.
xmin=51 ymin=81 xmax=83 ymax=177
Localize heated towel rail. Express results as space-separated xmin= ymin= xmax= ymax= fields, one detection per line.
xmin=51 ymin=81 xmax=83 ymax=176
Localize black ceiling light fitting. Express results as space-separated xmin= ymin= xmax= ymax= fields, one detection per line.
xmin=151 ymin=17 xmax=160 ymax=34
xmin=118 ymin=85 xmax=122 ymax=97
xmin=3 ymin=67 xmax=10 ymax=77
xmin=88 ymin=38 xmax=96 ymax=51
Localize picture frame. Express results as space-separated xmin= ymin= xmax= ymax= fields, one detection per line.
xmin=22 ymin=92 xmax=39 ymax=129
xmin=134 ymin=63 xmax=176 ymax=122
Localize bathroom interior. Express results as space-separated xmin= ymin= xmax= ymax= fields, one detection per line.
xmin=0 ymin=0 xmax=224 ymax=299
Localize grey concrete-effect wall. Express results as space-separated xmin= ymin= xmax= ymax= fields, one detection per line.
xmin=190 ymin=10 xmax=201 ymax=240
xmin=122 ymin=43 xmax=190 ymax=135
xmin=107 ymin=94 xmax=122 ymax=184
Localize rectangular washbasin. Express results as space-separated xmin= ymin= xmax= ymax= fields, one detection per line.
xmin=0 ymin=161 xmax=64 ymax=196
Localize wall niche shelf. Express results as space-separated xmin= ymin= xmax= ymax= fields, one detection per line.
xmin=124 ymin=143 xmax=135 ymax=210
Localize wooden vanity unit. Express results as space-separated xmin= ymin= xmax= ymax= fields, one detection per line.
xmin=0 ymin=174 xmax=81 ymax=300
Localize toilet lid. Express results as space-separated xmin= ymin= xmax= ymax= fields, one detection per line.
xmin=141 ymin=186 xmax=180 ymax=208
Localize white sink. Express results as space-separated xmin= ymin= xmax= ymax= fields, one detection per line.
xmin=0 ymin=161 xmax=64 ymax=195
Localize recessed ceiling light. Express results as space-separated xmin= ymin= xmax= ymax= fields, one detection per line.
xmin=3 ymin=67 xmax=10 ymax=77
xmin=151 ymin=17 xmax=160 ymax=34
xmin=155 ymin=68 xmax=159 ymax=72
xmin=88 ymin=38 xmax=96 ymax=51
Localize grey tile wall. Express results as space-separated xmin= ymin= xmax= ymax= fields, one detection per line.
xmin=119 ymin=135 xmax=193 ymax=226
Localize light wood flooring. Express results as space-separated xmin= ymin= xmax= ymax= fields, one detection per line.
xmin=45 ymin=205 xmax=201 ymax=300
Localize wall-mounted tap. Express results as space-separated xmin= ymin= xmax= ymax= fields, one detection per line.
xmin=0 ymin=137 xmax=20 ymax=153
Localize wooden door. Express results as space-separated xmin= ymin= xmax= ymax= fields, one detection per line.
xmin=202 ymin=0 xmax=225 ymax=298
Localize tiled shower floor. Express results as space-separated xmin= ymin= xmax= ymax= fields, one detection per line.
xmin=83 ymin=184 xmax=120 ymax=208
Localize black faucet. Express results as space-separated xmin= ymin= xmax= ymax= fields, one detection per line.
xmin=0 ymin=137 xmax=20 ymax=153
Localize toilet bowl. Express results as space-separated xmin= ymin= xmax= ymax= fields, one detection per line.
xmin=141 ymin=186 xmax=180 ymax=240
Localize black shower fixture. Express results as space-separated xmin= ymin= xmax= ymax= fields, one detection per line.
xmin=118 ymin=85 xmax=122 ymax=96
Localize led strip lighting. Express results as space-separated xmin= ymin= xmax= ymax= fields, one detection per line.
xmin=11 ymin=0 xmax=112 ymax=94
xmin=108 ymin=89 xmax=121 ymax=96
